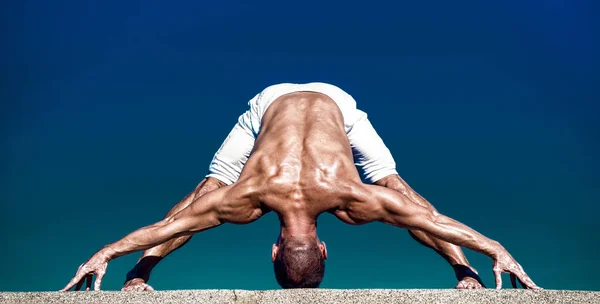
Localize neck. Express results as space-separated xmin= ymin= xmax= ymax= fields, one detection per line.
xmin=279 ymin=213 xmax=318 ymax=240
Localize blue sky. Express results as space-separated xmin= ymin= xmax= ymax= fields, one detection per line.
xmin=1 ymin=0 xmax=598 ymax=291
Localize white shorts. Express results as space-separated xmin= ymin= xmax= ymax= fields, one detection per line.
xmin=207 ymin=83 xmax=398 ymax=185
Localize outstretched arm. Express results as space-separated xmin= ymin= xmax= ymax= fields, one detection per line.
xmin=122 ymin=177 xmax=225 ymax=290
xmin=342 ymin=184 xmax=540 ymax=289
xmin=348 ymin=114 xmax=483 ymax=288
xmin=375 ymin=174 xmax=484 ymax=288
xmin=62 ymin=184 xmax=263 ymax=291
xmin=124 ymin=100 xmax=259 ymax=290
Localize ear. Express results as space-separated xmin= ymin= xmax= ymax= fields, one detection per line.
xmin=319 ymin=241 xmax=328 ymax=260
xmin=272 ymin=243 xmax=279 ymax=262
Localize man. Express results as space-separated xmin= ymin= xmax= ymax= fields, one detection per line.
xmin=62 ymin=83 xmax=539 ymax=291
xmin=122 ymin=83 xmax=485 ymax=291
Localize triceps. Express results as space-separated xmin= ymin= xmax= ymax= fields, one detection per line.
xmin=336 ymin=183 xmax=431 ymax=228
xmin=213 ymin=182 xmax=266 ymax=225
xmin=172 ymin=187 xmax=230 ymax=231
xmin=369 ymin=184 xmax=437 ymax=229
xmin=336 ymin=183 xmax=388 ymax=225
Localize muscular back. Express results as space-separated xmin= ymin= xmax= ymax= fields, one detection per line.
xmin=238 ymin=92 xmax=362 ymax=220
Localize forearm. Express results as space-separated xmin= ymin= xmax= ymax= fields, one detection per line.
xmin=109 ymin=187 xmax=224 ymax=261
xmin=381 ymin=191 xmax=502 ymax=258
xmin=376 ymin=176 xmax=488 ymax=263
xmin=377 ymin=175 xmax=467 ymax=258
xmin=422 ymin=212 xmax=502 ymax=257
xmin=104 ymin=219 xmax=187 ymax=261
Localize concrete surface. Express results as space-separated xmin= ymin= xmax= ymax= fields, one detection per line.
xmin=1 ymin=289 xmax=598 ymax=304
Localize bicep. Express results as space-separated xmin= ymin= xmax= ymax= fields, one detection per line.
xmin=163 ymin=181 xmax=264 ymax=235
xmin=363 ymin=184 xmax=434 ymax=229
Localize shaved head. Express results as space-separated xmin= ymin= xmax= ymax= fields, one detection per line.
xmin=273 ymin=235 xmax=326 ymax=288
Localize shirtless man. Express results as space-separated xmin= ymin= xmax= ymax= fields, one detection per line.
xmin=62 ymin=83 xmax=539 ymax=291
xmin=121 ymin=83 xmax=485 ymax=291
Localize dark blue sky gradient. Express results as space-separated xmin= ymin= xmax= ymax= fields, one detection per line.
xmin=1 ymin=0 xmax=599 ymax=291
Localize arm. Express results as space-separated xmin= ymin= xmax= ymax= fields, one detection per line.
xmin=62 ymin=188 xmax=224 ymax=291
xmin=108 ymin=189 xmax=226 ymax=258
xmin=123 ymin=177 xmax=225 ymax=290
xmin=63 ymin=183 xmax=264 ymax=291
xmin=362 ymin=184 xmax=539 ymax=289
xmin=348 ymin=114 xmax=483 ymax=288
xmin=375 ymin=174 xmax=484 ymax=288
xmin=124 ymin=98 xmax=259 ymax=290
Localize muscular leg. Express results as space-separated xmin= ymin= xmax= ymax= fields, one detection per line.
xmin=375 ymin=175 xmax=484 ymax=288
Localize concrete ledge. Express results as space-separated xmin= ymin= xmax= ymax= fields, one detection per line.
xmin=1 ymin=289 xmax=598 ymax=304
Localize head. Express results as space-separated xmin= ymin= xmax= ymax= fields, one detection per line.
xmin=271 ymin=235 xmax=328 ymax=288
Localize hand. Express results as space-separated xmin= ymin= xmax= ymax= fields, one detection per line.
xmin=492 ymin=249 xmax=541 ymax=290
xmin=61 ymin=249 xmax=110 ymax=291
xmin=122 ymin=278 xmax=155 ymax=291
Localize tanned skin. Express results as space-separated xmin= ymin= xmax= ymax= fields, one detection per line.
xmin=374 ymin=175 xmax=485 ymax=289
xmin=120 ymin=177 xmax=225 ymax=291
xmin=123 ymin=175 xmax=483 ymax=291
xmin=62 ymin=92 xmax=539 ymax=291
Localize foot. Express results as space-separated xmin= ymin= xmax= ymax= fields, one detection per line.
xmin=455 ymin=276 xmax=484 ymax=289
xmin=453 ymin=264 xmax=486 ymax=289
xmin=122 ymin=278 xmax=155 ymax=291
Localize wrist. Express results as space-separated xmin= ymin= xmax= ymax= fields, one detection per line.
xmin=100 ymin=246 xmax=117 ymax=262
xmin=488 ymin=241 xmax=504 ymax=259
